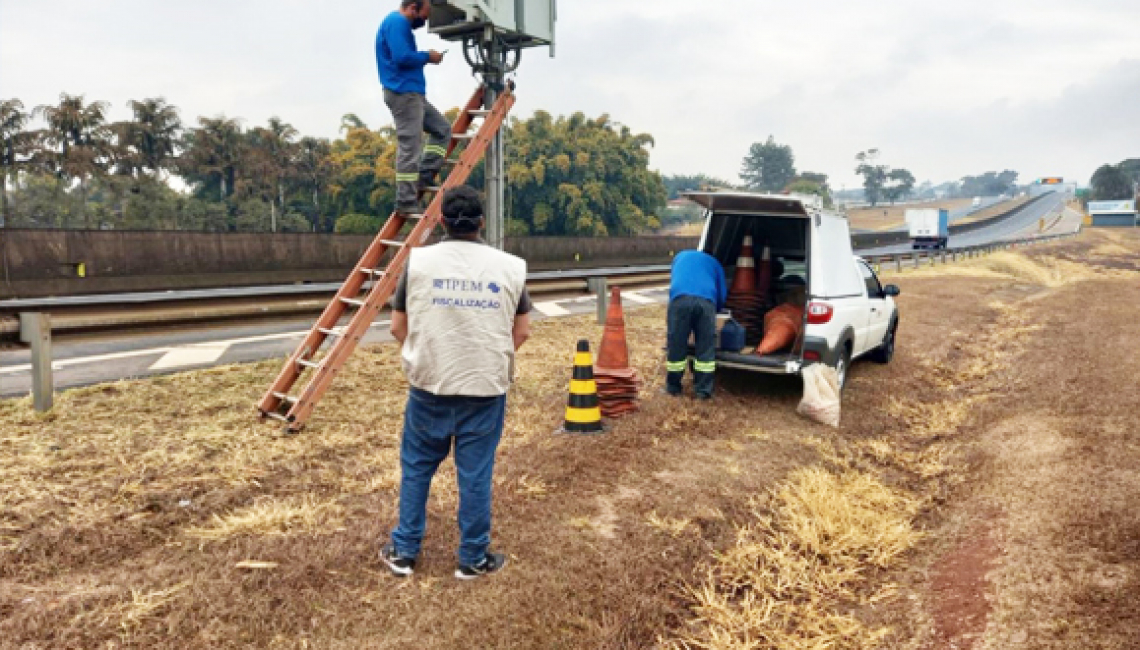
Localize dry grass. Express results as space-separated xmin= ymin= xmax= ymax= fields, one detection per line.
xmin=668 ymin=468 xmax=921 ymax=649
xmin=185 ymin=497 xmax=343 ymax=542
xmin=3 ymin=229 xmax=1139 ymax=648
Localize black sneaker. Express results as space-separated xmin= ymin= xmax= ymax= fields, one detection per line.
xmin=455 ymin=552 xmax=507 ymax=580
xmin=380 ymin=543 xmax=416 ymax=577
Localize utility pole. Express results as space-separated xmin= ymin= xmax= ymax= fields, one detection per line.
xmin=482 ymin=30 xmax=506 ymax=250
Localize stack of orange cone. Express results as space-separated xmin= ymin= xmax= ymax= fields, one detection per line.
xmin=725 ymin=235 xmax=765 ymax=344
xmin=593 ymin=287 xmax=642 ymax=419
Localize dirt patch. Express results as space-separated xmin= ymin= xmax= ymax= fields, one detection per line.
xmin=927 ymin=518 xmax=1002 ymax=649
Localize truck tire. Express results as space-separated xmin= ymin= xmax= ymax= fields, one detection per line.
xmin=871 ymin=320 xmax=897 ymax=364
xmin=834 ymin=344 xmax=852 ymax=392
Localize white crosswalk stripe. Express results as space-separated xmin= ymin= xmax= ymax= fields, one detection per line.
xmin=534 ymin=301 xmax=572 ymax=317
xmin=621 ymin=291 xmax=656 ymax=304
xmin=149 ymin=342 xmax=232 ymax=370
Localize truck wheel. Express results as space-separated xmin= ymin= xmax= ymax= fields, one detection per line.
xmin=834 ymin=345 xmax=852 ymax=392
xmin=872 ymin=321 xmax=897 ymax=364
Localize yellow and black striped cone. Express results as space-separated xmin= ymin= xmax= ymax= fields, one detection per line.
xmin=561 ymin=339 xmax=604 ymax=434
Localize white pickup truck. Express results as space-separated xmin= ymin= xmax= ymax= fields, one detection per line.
xmin=683 ymin=192 xmax=901 ymax=390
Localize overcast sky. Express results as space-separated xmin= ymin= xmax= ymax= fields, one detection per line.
xmin=2 ymin=0 xmax=1137 ymax=190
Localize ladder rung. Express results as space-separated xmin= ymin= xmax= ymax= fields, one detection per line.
xmin=318 ymin=327 xmax=343 ymax=337
xmin=339 ymin=297 xmax=366 ymax=308
xmin=422 ymin=186 xmax=442 ymax=193
xmin=451 ymin=133 xmax=475 ymax=141
xmin=297 ymin=358 xmax=321 ymax=370
xmin=264 ymin=412 xmax=290 ymax=423
xmin=380 ymin=239 xmax=405 ymax=248
xmin=272 ymin=392 xmax=300 ymax=404
xmin=467 ymin=109 xmax=491 ymax=117
xmin=443 ymin=159 xmax=459 ymax=166
xmin=359 ymin=268 xmax=386 ymax=277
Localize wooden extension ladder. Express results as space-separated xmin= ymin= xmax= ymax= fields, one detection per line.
xmin=257 ymin=84 xmax=516 ymax=432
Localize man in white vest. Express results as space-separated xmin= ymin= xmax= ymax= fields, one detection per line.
xmin=381 ymin=185 xmax=532 ymax=580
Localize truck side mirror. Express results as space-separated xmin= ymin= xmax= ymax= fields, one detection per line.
xmin=883 ymin=285 xmax=901 ymax=297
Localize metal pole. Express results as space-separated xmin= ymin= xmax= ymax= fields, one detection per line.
xmin=19 ymin=312 xmax=53 ymax=412
xmin=483 ymin=35 xmax=506 ymax=250
xmin=588 ymin=277 xmax=608 ymax=324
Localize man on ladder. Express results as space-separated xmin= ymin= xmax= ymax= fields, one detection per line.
xmin=376 ymin=0 xmax=451 ymax=214
xmin=380 ymin=186 xmax=533 ymax=580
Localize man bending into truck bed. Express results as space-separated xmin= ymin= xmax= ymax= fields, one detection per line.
xmin=666 ymin=249 xmax=727 ymax=399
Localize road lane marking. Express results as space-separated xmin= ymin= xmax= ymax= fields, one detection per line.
xmin=534 ymin=301 xmax=572 ymax=317
xmin=622 ymin=291 xmax=656 ymax=304
xmin=149 ymin=342 xmax=231 ymax=371
xmin=0 ymin=320 xmax=394 ymax=375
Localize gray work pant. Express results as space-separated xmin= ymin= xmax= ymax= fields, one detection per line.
xmin=383 ymin=89 xmax=452 ymax=207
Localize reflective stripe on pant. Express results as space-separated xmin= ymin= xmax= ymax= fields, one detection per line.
xmin=666 ymin=295 xmax=717 ymax=397
xmin=383 ymin=89 xmax=452 ymax=206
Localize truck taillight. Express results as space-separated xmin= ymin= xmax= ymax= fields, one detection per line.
xmin=806 ymin=302 xmax=834 ymax=325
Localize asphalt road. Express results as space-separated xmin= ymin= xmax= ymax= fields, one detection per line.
xmin=0 ymin=286 xmax=672 ymax=398
xmin=860 ymin=191 xmax=1070 ymax=256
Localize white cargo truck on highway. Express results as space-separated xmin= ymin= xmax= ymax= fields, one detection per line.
xmin=906 ymin=208 xmax=950 ymax=250
xmin=684 ymin=191 xmax=901 ymax=392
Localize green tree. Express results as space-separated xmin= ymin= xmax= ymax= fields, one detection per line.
xmin=243 ymin=117 xmax=300 ymax=232
xmin=295 ymin=136 xmax=335 ymax=230
xmin=784 ymin=171 xmax=833 ymax=207
xmin=740 ymin=136 xmax=796 ymax=192
xmin=34 ymin=93 xmax=112 ymax=227
xmin=662 ymin=173 xmax=733 ymax=199
xmin=181 ymin=116 xmax=244 ymax=202
xmin=1 ymin=99 xmax=33 ymax=226
xmin=855 ymin=149 xmax=887 ymax=206
xmin=1090 ymin=164 xmax=1134 ymax=200
xmin=328 ymin=123 xmax=398 ymax=218
xmin=883 ymin=168 xmax=916 ymax=204
xmin=505 ymin=111 xmax=665 ymax=235
xmin=959 ymin=170 xmax=1019 ymax=197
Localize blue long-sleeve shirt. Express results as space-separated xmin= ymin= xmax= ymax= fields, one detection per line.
xmin=669 ymin=250 xmax=727 ymax=311
xmin=376 ymin=11 xmax=429 ymax=94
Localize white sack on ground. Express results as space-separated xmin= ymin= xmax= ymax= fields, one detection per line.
xmin=797 ymin=363 xmax=841 ymax=427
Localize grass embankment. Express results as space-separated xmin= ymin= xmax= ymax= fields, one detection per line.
xmin=2 ymin=229 xmax=1139 ymax=648
xmin=847 ymin=199 xmax=972 ymax=232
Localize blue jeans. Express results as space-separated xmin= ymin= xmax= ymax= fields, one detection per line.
xmin=390 ymin=387 xmax=507 ymax=566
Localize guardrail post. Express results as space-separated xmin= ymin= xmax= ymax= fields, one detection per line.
xmin=914 ymin=253 xmax=920 ymax=269
xmin=19 ymin=312 xmax=54 ymax=412
xmin=894 ymin=255 xmax=902 ymax=272
xmin=587 ymin=277 xmax=608 ymax=325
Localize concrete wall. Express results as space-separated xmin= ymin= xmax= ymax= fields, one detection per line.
xmin=0 ymin=229 xmax=699 ymax=299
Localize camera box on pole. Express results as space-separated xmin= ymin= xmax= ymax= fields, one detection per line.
xmin=429 ymin=0 xmax=556 ymax=52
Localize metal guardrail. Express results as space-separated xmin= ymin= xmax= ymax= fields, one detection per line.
xmin=861 ymin=228 xmax=1082 ymax=273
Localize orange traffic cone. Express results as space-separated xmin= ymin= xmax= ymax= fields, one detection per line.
xmin=596 ymin=286 xmax=631 ymax=372
xmin=756 ymin=244 xmax=772 ymax=301
xmin=728 ymin=235 xmax=757 ymax=294
xmin=755 ymin=303 xmax=804 ymax=356
xmin=594 ymin=287 xmax=642 ymax=419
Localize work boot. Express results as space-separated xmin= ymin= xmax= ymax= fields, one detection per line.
xmin=455 ymin=551 xmax=507 ymax=580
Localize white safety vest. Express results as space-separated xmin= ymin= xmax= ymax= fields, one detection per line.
xmin=402 ymin=240 xmax=527 ymax=396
